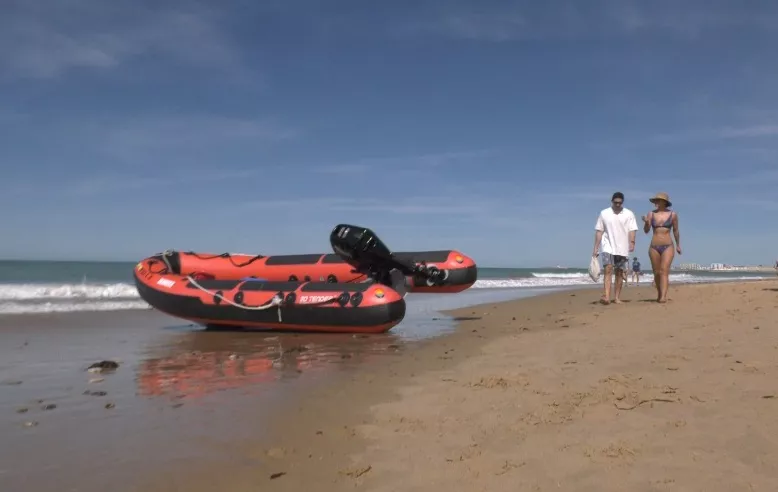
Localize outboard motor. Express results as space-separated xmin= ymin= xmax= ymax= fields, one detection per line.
xmin=330 ymin=224 xmax=401 ymax=271
xmin=329 ymin=224 xmax=447 ymax=294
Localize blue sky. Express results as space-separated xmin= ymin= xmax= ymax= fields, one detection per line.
xmin=2 ymin=0 xmax=778 ymax=267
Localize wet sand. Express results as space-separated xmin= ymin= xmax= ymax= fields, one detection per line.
xmin=0 ymin=287 xmax=549 ymax=492
xmin=189 ymin=279 xmax=778 ymax=492
xmin=0 ymin=310 xmax=408 ymax=491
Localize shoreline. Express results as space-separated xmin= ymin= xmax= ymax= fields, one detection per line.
xmin=0 ymin=273 xmax=772 ymax=320
xmin=154 ymin=278 xmax=778 ymax=492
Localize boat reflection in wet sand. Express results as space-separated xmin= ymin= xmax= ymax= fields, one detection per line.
xmin=137 ymin=331 xmax=402 ymax=400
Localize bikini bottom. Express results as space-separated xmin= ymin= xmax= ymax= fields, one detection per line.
xmin=651 ymin=244 xmax=672 ymax=254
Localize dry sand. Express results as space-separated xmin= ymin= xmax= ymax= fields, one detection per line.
xmin=233 ymin=280 xmax=778 ymax=492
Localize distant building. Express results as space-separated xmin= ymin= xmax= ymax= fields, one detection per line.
xmin=674 ymin=262 xmax=764 ymax=272
xmin=677 ymin=263 xmax=705 ymax=270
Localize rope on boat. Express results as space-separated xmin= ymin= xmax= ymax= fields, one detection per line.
xmin=186 ymin=274 xmax=285 ymax=322
xmin=159 ymin=249 xmax=342 ymax=323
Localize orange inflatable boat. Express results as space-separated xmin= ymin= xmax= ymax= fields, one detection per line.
xmin=143 ymin=224 xmax=476 ymax=295
xmin=134 ymin=260 xmax=406 ymax=333
xmin=152 ymin=249 xmax=476 ymax=293
xmin=133 ymin=224 xmax=476 ymax=333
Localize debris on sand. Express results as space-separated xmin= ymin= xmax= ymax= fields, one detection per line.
xmin=84 ymin=390 xmax=108 ymax=396
xmin=339 ymin=465 xmax=372 ymax=479
xmin=87 ymin=360 xmax=119 ymax=373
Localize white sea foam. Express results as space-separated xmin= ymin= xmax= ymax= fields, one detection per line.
xmin=0 ymin=282 xmax=140 ymax=301
xmin=0 ymin=300 xmax=151 ymax=315
xmin=470 ymin=273 xmax=768 ymax=289
xmin=0 ymin=273 xmax=768 ymax=315
xmin=0 ymin=282 xmax=147 ymax=315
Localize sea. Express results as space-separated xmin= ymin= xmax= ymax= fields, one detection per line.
xmin=0 ymin=259 xmax=770 ymax=316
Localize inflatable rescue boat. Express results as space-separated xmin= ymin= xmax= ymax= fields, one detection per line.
xmin=133 ymin=223 xmax=477 ymax=333
xmin=134 ymin=262 xmax=405 ymax=333
xmin=145 ymin=249 xmax=476 ymax=294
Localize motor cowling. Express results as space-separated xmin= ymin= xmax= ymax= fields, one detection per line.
xmin=329 ymin=224 xmax=443 ymax=293
xmin=330 ymin=224 xmax=397 ymax=269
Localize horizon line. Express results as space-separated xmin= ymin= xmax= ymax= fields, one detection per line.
xmin=0 ymin=256 xmax=583 ymax=269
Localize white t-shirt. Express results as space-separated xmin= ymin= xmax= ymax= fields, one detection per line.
xmin=595 ymin=207 xmax=638 ymax=257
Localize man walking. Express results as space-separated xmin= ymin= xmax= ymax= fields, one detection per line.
xmin=592 ymin=192 xmax=638 ymax=304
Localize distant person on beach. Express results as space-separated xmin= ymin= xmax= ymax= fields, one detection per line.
xmin=641 ymin=192 xmax=682 ymax=303
xmin=631 ymin=257 xmax=642 ymax=285
xmin=592 ymin=192 xmax=638 ymax=304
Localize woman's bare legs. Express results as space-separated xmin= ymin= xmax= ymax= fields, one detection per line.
xmin=658 ymin=247 xmax=675 ymax=303
xmin=648 ymin=247 xmax=662 ymax=301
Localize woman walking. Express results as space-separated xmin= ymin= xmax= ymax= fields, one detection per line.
xmin=641 ymin=192 xmax=682 ymax=303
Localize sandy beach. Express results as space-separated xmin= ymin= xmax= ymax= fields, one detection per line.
xmin=216 ymin=279 xmax=778 ymax=492
xmin=4 ymin=279 xmax=778 ymax=491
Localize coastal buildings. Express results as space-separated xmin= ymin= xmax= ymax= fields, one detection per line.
xmin=676 ymin=262 xmax=774 ymax=272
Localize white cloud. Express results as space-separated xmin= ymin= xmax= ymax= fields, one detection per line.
xmin=591 ymin=123 xmax=778 ymax=151
xmin=242 ymin=196 xmax=489 ymax=216
xmin=406 ymin=9 xmax=530 ymax=42
xmin=330 ymin=202 xmax=487 ymax=215
xmin=606 ymin=0 xmax=778 ymax=35
xmin=394 ymin=0 xmax=778 ymax=42
xmin=313 ymin=164 xmax=373 ymax=175
xmin=733 ymin=198 xmax=778 ymax=211
xmin=0 ymin=168 xmax=267 ymax=198
xmin=99 ymin=114 xmax=298 ymax=155
xmin=61 ymin=169 xmax=263 ymax=196
xmin=312 ymin=149 xmax=496 ymax=174
xmin=716 ymin=125 xmax=778 ymax=138
xmin=0 ymin=0 xmax=247 ymax=79
xmin=241 ymin=197 xmax=356 ymax=210
xmin=648 ymin=125 xmax=778 ymax=144
xmin=8 ymin=112 xmax=301 ymax=165
xmin=671 ymin=169 xmax=778 ymax=188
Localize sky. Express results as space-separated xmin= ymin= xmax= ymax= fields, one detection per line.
xmin=2 ymin=0 xmax=778 ymax=268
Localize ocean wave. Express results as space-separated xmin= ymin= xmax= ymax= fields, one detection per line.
xmin=0 ymin=282 xmax=139 ymax=301
xmin=0 ymin=301 xmax=151 ymax=315
xmin=472 ymin=274 xmax=766 ymax=289
xmin=0 ymin=282 xmax=149 ymax=315
xmin=530 ymin=272 xmax=591 ymax=279
xmin=0 ymin=274 xmax=769 ymax=315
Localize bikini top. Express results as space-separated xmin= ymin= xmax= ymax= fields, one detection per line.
xmin=651 ymin=211 xmax=674 ymax=230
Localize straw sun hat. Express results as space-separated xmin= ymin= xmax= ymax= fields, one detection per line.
xmin=649 ymin=192 xmax=672 ymax=207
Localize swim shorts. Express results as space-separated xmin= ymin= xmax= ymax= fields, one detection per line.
xmin=600 ymin=253 xmax=628 ymax=271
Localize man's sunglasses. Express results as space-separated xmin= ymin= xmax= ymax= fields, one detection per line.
xmin=612 ymin=200 xmax=623 ymax=205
